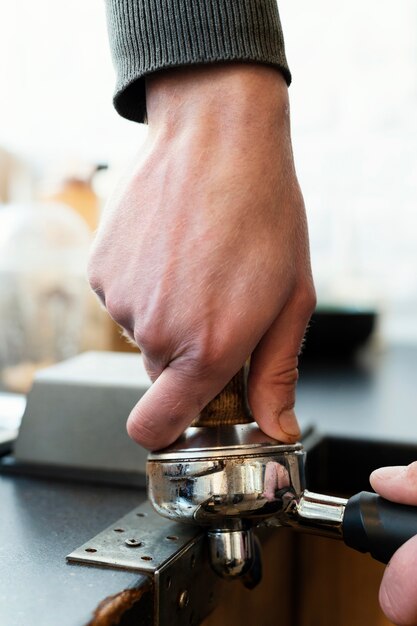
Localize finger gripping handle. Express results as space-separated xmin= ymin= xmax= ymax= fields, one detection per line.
xmin=192 ymin=365 xmax=253 ymax=427
xmin=343 ymin=491 xmax=417 ymax=564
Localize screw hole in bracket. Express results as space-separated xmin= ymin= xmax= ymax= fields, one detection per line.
xmin=85 ymin=548 xmax=97 ymax=553
xmin=125 ymin=539 xmax=143 ymax=547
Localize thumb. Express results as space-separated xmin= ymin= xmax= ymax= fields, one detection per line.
xmin=126 ymin=362 xmax=235 ymax=450
xmin=370 ymin=461 xmax=417 ymax=505
xmin=379 ymin=534 xmax=417 ymax=625
xmin=248 ymin=293 xmax=314 ymax=443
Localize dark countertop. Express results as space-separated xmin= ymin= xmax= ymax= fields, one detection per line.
xmin=298 ymin=344 xmax=417 ymax=444
xmin=0 ymin=475 xmax=146 ymax=626
xmin=1 ymin=344 xmax=417 ymax=625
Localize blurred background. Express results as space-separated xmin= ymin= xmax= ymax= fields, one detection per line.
xmin=0 ymin=0 xmax=416 ymax=394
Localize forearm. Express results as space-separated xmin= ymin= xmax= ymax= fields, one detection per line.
xmin=105 ymin=0 xmax=291 ymax=123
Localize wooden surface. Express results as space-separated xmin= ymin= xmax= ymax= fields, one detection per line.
xmin=202 ymin=530 xmax=394 ymax=626
xmin=295 ymin=534 xmax=393 ymax=626
xmin=202 ymin=529 xmax=296 ymax=626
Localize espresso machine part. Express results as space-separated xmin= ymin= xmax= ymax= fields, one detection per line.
xmin=148 ymin=367 xmax=417 ymax=581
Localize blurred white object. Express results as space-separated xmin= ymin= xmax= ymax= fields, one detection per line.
xmin=0 ymin=392 xmax=26 ymax=453
xmin=0 ymin=146 xmax=34 ymax=203
xmin=0 ymin=203 xmax=91 ymax=391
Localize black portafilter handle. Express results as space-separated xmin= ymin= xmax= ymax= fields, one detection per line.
xmin=343 ymin=491 xmax=417 ymax=564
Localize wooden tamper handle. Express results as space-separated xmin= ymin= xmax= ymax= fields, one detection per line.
xmin=192 ymin=365 xmax=253 ymax=427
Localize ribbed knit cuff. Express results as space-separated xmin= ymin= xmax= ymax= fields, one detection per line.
xmin=106 ymin=0 xmax=291 ymax=123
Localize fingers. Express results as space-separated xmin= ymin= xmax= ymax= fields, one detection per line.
xmin=370 ymin=462 xmax=417 ymax=505
xmin=247 ymin=288 xmax=315 ymax=443
xmin=126 ymin=361 xmax=238 ymax=450
xmin=379 ymin=534 xmax=417 ymax=625
xmin=371 ymin=462 xmax=417 ymax=624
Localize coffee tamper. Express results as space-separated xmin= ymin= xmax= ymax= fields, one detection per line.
xmin=148 ymin=367 xmax=417 ymax=581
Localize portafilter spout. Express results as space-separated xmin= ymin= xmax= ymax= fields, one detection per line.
xmin=148 ymin=367 xmax=417 ymax=582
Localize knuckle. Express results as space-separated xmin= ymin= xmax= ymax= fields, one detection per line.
xmin=251 ymin=359 xmax=299 ymax=389
xmin=294 ymin=283 xmax=317 ymax=317
xmin=134 ymin=323 xmax=168 ymax=359
xmin=141 ymin=357 xmax=164 ymax=383
xmin=276 ymin=366 xmax=299 ymax=387
xmin=105 ymin=292 xmax=130 ymax=327
xmin=105 ymin=298 xmax=122 ymax=321
xmin=192 ymin=351 xmax=219 ymax=376
xmin=184 ymin=343 xmax=227 ymax=378
xmin=139 ymin=328 xmax=229 ymax=380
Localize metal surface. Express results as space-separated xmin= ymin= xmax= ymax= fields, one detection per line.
xmin=148 ymin=424 xmax=353 ymax=580
xmin=69 ymin=432 xmax=308 ymax=589
xmin=267 ymin=489 xmax=348 ymax=539
xmin=68 ymin=500 xmax=221 ymax=626
xmin=149 ymin=432 xmax=350 ymax=535
xmin=67 ymin=500 xmax=201 ymax=573
xmin=148 ymin=433 xmax=305 ymax=526
xmin=298 ymin=490 xmax=347 ymax=527
xmin=148 ymin=425 xmax=306 ymax=582
xmin=149 ymin=423 xmax=301 ymax=459
xmin=208 ymin=529 xmax=255 ymax=578
xmin=148 ymin=352 xmax=311 ymax=586
xmin=155 ymin=529 xmax=221 ymax=626
xmin=13 ymin=352 xmax=150 ymax=477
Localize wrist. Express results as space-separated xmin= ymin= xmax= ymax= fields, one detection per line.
xmin=145 ymin=63 xmax=289 ymax=136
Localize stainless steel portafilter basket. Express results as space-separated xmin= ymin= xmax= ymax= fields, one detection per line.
xmin=148 ymin=368 xmax=417 ymax=581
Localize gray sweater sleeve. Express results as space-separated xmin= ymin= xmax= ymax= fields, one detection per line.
xmin=105 ymin=0 xmax=291 ymax=123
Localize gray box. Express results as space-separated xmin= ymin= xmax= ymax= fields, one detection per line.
xmin=13 ymin=351 xmax=151 ymax=482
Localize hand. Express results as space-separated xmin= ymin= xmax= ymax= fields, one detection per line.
xmin=370 ymin=462 xmax=417 ymax=625
xmin=88 ymin=64 xmax=315 ymax=450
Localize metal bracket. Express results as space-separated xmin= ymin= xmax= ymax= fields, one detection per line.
xmin=67 ymin=501 xmax=221 ymax=626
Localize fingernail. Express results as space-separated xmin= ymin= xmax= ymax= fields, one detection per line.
xmin=278 ymin=409 xmax=301 ymax=438
xmin=371 ymin=466 xmax=406 ymax=481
